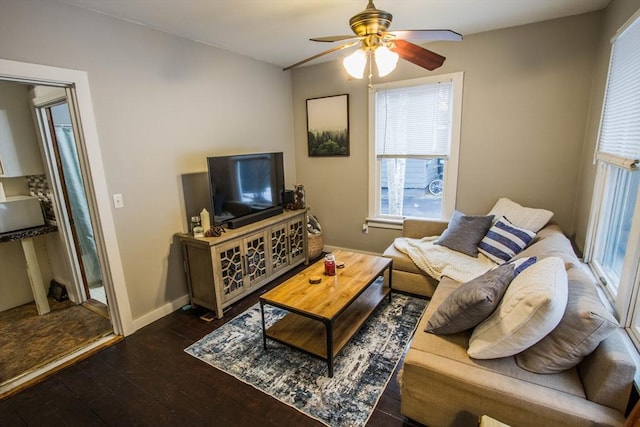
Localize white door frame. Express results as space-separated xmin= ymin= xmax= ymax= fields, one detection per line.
xmin=0 ymin=58 xmax=134 ymax=336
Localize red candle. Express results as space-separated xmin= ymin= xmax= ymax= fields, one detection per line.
xmin=324 ymin=254 xmax=336 ymax=276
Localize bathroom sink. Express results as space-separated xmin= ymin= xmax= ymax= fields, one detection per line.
xmin=0 ymin=195 xmax=45 ymax=233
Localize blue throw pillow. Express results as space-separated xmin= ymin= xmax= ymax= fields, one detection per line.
xmin=505 ymin=256 xmax=537 ymax=276
xmin=478 ymin=217 xmax=536 ymax=264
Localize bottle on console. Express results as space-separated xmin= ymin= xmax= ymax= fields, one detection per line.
xmin=200 ymin=208 xmax=210 ymax=232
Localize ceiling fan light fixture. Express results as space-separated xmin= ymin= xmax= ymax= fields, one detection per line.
xmin=374 ymin=45 xmax=399 ymax=77
xmin=284 ymin=1 xmax=461 ymax=74
xmin=343 ymin=48 xmax=367 ymax=79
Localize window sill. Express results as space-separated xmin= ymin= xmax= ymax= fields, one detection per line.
xmin=365 ymin=217 xmax=403 ymax=230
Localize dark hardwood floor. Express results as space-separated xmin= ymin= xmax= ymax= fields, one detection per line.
xmin=0 ymin=264 xmax=425 ymax=426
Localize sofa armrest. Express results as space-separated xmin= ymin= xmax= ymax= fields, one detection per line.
xmin=578 ymin=328 xmax=636 ymax=413
xmin=400 ymin=350 xmax=626 ymax=427
xmin=403 ymin=219 xmax=449 ymax=239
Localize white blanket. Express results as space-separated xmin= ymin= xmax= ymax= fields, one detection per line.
xmin=393 ymin=236 xmax=496 ymax=283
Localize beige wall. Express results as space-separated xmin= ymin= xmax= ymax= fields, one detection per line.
xmin=574 ymin=0 xmax=640 ymax=251
xmin=0 ymin=0 xmax=295 ymax=324
xmin=292 ymin=12 xmax=602 ymax=254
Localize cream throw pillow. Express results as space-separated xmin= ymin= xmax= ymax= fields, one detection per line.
xmin=488 ymin=198 xmax=553 ymax=233
xmin=468 ymin=257 xmax=568 ymax=359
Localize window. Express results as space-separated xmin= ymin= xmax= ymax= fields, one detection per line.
xmin=367 ymin=72 xmax=463 ymax=227
xmin=586 ymin=9 xmax=640 ymax=348
xmin=589 ymin=164 xmax=640 ymax=298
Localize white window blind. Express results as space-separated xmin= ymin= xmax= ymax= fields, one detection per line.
xmin=375 ymin=82 xmax=453 ymax=159
xmin=596 ymin=13 xmax=640 ymax=171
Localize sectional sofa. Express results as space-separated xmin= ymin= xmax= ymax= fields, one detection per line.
xmin=383 ymin=199 xmax=636 ymax=427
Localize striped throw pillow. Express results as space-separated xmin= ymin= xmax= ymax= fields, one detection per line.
xmin=507 ymin=256 xmax=537 ymax=276
xmin=479 ymin=217 xmax=536 ymax=264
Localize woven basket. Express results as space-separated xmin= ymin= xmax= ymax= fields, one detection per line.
xmin=307 ymin=232 xmax=324 ymax=260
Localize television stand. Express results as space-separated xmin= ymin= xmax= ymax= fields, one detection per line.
xmin=177 ymin=209 xmax=308 ymax=318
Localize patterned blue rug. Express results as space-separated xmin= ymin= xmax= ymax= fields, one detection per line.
xmin=184 ymin=292 xmax=427 ymax=427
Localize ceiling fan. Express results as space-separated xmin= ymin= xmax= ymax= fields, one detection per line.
xmin=283 ymin=0 xmax=462 ymax=79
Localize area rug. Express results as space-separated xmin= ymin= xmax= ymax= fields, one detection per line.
xmin=185 ymin=291 xmax=427 ymax=427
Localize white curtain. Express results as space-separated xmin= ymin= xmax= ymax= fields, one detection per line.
xmin=54 ymin=125 xmax=102 ymax=285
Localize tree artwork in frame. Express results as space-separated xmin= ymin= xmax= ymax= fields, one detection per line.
xmin=306 ymin=94 xmax=349 ymax=157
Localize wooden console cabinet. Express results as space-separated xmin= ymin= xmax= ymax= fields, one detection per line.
xmin=178 ymin=209 xmax=308 ymax=318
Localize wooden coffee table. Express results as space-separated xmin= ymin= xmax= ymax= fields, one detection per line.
xmin=259 ymin=249 xmax=393 ymax=377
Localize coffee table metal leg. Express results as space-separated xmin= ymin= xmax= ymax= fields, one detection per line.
xmin=260 ymin=301 xmax=267 ymax=350
xmin=326 ymin=320 xmax=334 ymax=377
xmin=388 ymin=261 xmax=393 ymax=302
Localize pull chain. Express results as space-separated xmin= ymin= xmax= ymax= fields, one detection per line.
xmin=368 ymin=50 xmax=373 ymax=88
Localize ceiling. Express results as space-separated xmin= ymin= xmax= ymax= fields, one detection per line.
xmin=60 ymin=0 xmax=611 ymax=69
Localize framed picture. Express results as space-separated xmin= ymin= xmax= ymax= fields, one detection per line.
xmin=306 ymin=94 xmax=349 ymax=157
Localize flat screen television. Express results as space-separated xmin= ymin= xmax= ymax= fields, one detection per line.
xmin=207 ymin=152 xmax=285 ymax=229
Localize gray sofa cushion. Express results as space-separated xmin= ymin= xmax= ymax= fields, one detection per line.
xmin=425 ymin=263 xmax=515 ymax=335
xmin=516 ymin=266 xmax=619 ymax=373
xmin=512 ymin=227 xmax=581 ymax=269
xmin=436 ymin=211 xmax=494 ymax=257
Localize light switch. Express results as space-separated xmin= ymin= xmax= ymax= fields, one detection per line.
xmin=113 ymin=193 xmax=124 ymax=209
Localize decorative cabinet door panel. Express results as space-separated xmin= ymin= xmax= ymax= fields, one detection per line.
xmin=244 ymin=231 xmax=268 ymax=287
xmin=288 ymin=217 xmax=306 ymax=265
xmin=216 ymin=241 xmax=245 ymax=302
xmin=270 ymin=222 xmax=289 ymax=275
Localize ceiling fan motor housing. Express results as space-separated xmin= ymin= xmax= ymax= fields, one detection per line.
xmin=349 ymin=1 xmax=392 ymax=37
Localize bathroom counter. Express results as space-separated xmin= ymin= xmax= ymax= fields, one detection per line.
xmin=0 ymin=225 xmax=58 ymax=315
xmin=0 ymin=224 xmax=58 ymax=243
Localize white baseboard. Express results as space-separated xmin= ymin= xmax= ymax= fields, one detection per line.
xmin=132 ymin=294 xmax=191 ymax=331
xmin=132 ymin=247 xmax=383 ymax=332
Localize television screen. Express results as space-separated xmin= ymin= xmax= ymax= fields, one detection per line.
xmin=207 ymin=152 xmax=285 ymax=228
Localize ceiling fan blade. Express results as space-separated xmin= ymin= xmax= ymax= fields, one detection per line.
xmin=310 ymin=35 xmax=359 ymax=43
xmin=283 ymin=40 xmax=360 ymax=71
xmin=391 ymin=39 xmax=446 ymax=71
xmin=386 ymin=29 xmax=462 ymax=42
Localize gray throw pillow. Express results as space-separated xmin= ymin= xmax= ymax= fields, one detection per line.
xmin=425 ymin=263 xmax=515 ymax=335
xmin=515 ymin=267 xmax=619 ymax=373
xmin=436 ymin=211 xmax=495 ymax=257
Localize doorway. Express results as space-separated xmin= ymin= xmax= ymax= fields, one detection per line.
xmin=0 ymin=58 xmax=133 ymax=396
xmin=1 ymin=58 xmax=132 ymax=334
xmin=0 ymin=80 xmax=114 ymax=396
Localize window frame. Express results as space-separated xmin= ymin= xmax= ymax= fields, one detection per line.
xmin=366 ymin=72 xmax=464 ymax=229
xmin=584 ymin=7 xmax=640 ymax=352
xmin=586 ymin=163 xmax=640 ymax=318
